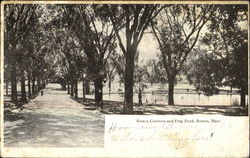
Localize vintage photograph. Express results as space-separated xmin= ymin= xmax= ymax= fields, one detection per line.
xmin=1 ymin=0 xmax=249 ymax=150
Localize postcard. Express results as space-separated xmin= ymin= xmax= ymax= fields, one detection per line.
xmin=0 ymin=0 xmax=249 ymax=157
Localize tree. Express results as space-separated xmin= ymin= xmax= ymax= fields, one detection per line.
xmin=113 ymin=53 xmax=126 ymax=85
xmin=50 ymin=26 xmax=84 ymax=99
xmin=151 ymin=5 xmax=213 ymax=105
xmin=4 ymin=4 xmax=38 ymax=103
xmin=185 ymin=49 xmax=224 ymax=96
xmin=41 ymin=4 xmax=89 ymax=101
xmin=71 ymin=5 xmax=116 ymax=107
xmin=133 ymin=51 xmax=148 ymax=89
xmin=25 ymin=17 xmax=56 ymax=98
xmin=145 ymin=58 xmax=167 ymax=85
xmin=16 ymin=22 xmax=49 ymax=101
xmin=201 ymin=5 xmax=248 ymax=106
xmin=4 ymin=64 xmax=11 ymax=95
xmin=50 ymin=5 xmax=117 ymax=107
xmin=105 ymin=50 xmax=119 ymax=98
xmin=229 ymin=42 xmax=248 ymax=106
xmin=105 ymin=4 xmax=163 ymax=112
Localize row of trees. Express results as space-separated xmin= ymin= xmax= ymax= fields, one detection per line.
xmin=4 ymin=4 xmax=248 ymax=111
xmin=149 ymin=5 xmax=248 ymax=106
xmin=4 ymin=4 xmax=54 ymax=104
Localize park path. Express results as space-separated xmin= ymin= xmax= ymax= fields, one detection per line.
xmin=4 ymin=83 xmax=104 ymax=147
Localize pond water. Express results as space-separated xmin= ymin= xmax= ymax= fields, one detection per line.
xmin=78 ymin=83 xmax=247 ymax=106
xmin=85 ymin=92 xmax=248 ymax=106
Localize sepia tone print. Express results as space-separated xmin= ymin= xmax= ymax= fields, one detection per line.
xmin=1 ymin=1 xmax=248 ymax=148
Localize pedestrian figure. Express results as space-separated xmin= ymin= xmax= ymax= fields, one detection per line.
xmin=41 ymin=89 xmax=44 ymax=96
xmin=138 ymin=89 xmax=142 ymax=106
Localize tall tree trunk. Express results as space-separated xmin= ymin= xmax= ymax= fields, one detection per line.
xmin=28 ymin=73 xmax=31 ymax=99
xmin=67 ymin=82 xmax=70 ymax=94
xmin=41 ymin=79 xmax=44 ymax=88
xmin=240 ymin=87 xmax=246 ymax=106
xmin=124 ymin=50 xmax=135 ymax=112
xmin=61 ymin=82 xmax=66 ymax=90
xmin=70 ymin=80 xmax=74 ymax=96
xmin=108 ymin=79 xmax=111 ymax=99
xmin=85 ymin=80 xmax=90 ymax=94
xmin=6 ymin=81 xmax=9 ymax=95
xmin=168 ymin=76 xmax=175 ymax=105
xmin=42 ymin=79 xmax=45 ymax=89
xmin=94 ymin=77 xmax=103 ymax=107
xmin=37 ymin=78 xmax=41 ymax=91
xmin=32 ymin=78 xmax=35 ymax=96
xmin=75 ymin=80 xmax=78 ymax=99
xmin=11 ymin=63 xmax=17 ymax=103
xmin=63 ymin=82 xmax=66 ymax=90
xmin=20 ymin=70 xmax=27 ymax=102
xmin=82 ymin=80 xmax=85 ymax=99
xmin=44 ymin=79 xmax=47 ymax=88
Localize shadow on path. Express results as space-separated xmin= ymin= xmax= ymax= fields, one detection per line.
xmin=74 ymin=98 xmax=248 ymax=116
xmin=4 ymin=83 xmax=104 ymax=147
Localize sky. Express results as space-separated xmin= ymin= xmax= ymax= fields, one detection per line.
xmin=115 ymin=31 xmax=161 ymax=66
xmin=136 ymin=17 xmax=248 ymax=67
xmin=138 ymin=33 xmax=160 ymax=64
